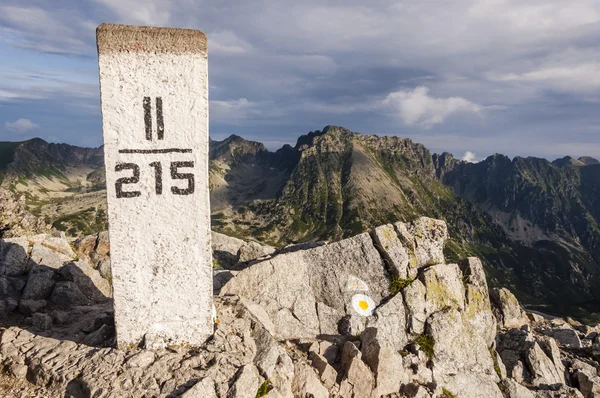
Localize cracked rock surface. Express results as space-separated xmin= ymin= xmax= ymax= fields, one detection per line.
xmin=2 ymin=217 xmax=600 ymax=397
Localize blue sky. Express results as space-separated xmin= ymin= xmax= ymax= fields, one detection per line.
xmin=0 ymin=0 xmax=599 ymax=161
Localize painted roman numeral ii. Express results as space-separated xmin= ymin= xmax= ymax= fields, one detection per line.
xmin=143 ymin=97 xmax=164 ymax=141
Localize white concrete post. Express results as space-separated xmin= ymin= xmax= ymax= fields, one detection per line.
xmin=96 ymin=24 xmax=213 ymax=349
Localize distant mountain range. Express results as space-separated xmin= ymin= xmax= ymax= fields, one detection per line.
xmin=1 ymin=126 xmax=599 ymax=321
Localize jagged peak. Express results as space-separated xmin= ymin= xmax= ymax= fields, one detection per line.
xmin=294 ymin=129 xmax=327 ymax=150
xmin=294 ymin=125 xmax=358 ymax=150
xmin=483 ymin=153 xmax=512 ymax=164
xmin=578 ymin=156 xmax=599 ymax=166
xmin=552 ymin=156 xmax=586 ymax=168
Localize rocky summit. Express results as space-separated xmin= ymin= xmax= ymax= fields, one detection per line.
xmin=2 ymin=218 xmax=600 ymax=397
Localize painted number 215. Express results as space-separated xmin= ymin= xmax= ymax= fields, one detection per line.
xmin=115 ymin=161 xmax=195 ymax=198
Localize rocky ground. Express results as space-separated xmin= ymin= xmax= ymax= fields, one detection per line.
xmin=1 ymin=217 xmax=600 ymax=397
xmin=0 ymin=190 xmax=49 ymax=239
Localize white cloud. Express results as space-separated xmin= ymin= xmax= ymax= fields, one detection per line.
xmin=493 ymin=63 xmax=600 ymax=94
xmin=0 ymin=6 xmax=89 ymax=54
xmin=210 ymin=31 xmax=253 ymax=54
xmin=467 ymin=1 xmax=600 ymax=33
xmin=462 ymin=151 xmax=478 ymax=163
xmin=210 ymin=98 xmax=261 ymax=125
xmin=5 ymin=118 xmax=39 ymax=133
xmin=92 ymin=0 xmax=172 ymax=26
xmin=381 ymin=86 xmax=482 ymax=128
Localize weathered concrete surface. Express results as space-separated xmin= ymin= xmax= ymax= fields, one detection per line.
xmin=97 ymin=24 xmax=212 ymax=348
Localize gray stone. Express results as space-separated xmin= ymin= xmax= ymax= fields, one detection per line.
xmin=361 ymin=327 xmax=405 ymax=395
xmin=496 ymin=327 xmax=535 ymax=378
xmin=30 ymin=242 xmax=73 ymax=269
xmin=83 ymin=324 xmax=113 ymax=347
xmin=438 ymin=373 xmax=504 ymax=398
xmin=316 ymin=301 xmax=343 ymax=335
xmin=21 ymin=271 xmax=56 ymax=300
xmin=394 ymin=216 xmax=448 ymax=270
xmin=211 ymin=231 xmax=245 ymax=267
xmin=537 ymin=336 xmax=565 ymax=379
xmin=222 ymin=232 xmax=388 ymax=339
xmin=0 ymin=237 xmax=31 ymax=276
xmin=8 ymin=363 xmax=28 ymax=379
xmin=59 ymin=260 xmax=111 ymax=302
xmin=97 ymin=258 xmax=112 ymax=280
xmin=32 ymin=313 xmax=52 ymax=331
xmin=237 ymin=241 xmax=277 ymax=263
xmin=576 ymin=369 xmax=600 ymax=398
xmin=228 ymin=364 xmax=261 ymax=398
xmin=490 ymin=288 xmax=530 ymax=329
xmin=512 ymin=360 xmax=528 ymax=384
xmin=371 ymin=223 xmax=410 ymax=278
xmin=0 ymin=275 xmax=27 ymax=298
xmin=534 ymin=385 xmax=584 ymax=398
xmin=427 ymin=309 xmax=500 ymax=389
xmin=498 ymin=378 xmax=535 ymax=398
xmin=421 ymin=263 xmax=465 ymax=310
xmin=269 ymin=349 xmax=295 ymax=398
xmin=402 ymin=383 xmax=432 ymax=398
xmin=462 ymin=257 xmax=497 ymax=346
xmin=404 ymin=350 xmax=433 ymax=385
xmin=182 ymin=377 xmax=217 ymax=398
xmin=292 ymin=362 xmax=328 ymax=398
xmin=80 ymin=313 xmax=114 ymax=333
xmin=50 ymin=310 xmax=70 ymax=325
xmin=403 ymin=263 xmax=465 ymax=337
xmin=365 ymin=290 xmax=408 ymax=349
xmin=550 ymin=328 xmax=582 ymax=348
xmin=3 ymin=297 xmax=18 ymax=313
xmin=338 ymin=313 xmax=366 ymax=337
xmin=280 ymin=241 xmax=327 ymax=254
xmin=213 ymin=269 xmax=235 ymax=294
xmin=403 ymin=278 xmax=429 ymax=335
xmin=309 ymin=351 xmax=337 ymax=389
xmin=50 ymin=281 xmax=89 ymax=307
xmin=41 ymin=236 xmax=76 ymax=257
xmin=18 ymin=299 xmax=46 ymax=315
xmin=339 ymin=341 xmax=374 ymax=398
xmin=525 ymin=342 xmax=564 ymax=386
xmin=127 ymin=351 xmax=156 ymax=368
xmin=528 ymin=312 xmax=546 ymax=324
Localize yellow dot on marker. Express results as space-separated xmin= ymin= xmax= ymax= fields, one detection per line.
xmin=352 ymin=294 xmax=375 ymax=316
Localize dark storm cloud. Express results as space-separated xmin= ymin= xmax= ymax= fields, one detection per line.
xmin=0 ymin=0 xmax=599 ymax=159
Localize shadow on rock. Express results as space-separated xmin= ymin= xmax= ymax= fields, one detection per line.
xmin=0 ymin=236 xmax=115 ymax=348
xmin=64 ymin=378 xmax=91 ymax=398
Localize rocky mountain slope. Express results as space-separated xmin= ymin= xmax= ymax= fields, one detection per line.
xmin=208 ymin=126 xmax=600 ymax=321
xmin=1 ymin=127 xmax=599 ymax=320
xmin=0 ymin=139 xmax=106 ymax=237
xmin=435 ymin=151 xmax=600 ymax=318
xmin=2 ymin=219 xmax=600 ymax=397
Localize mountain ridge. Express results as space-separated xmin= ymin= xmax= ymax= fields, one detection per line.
xmin=1 ymin=127 xmax=600 ymax=319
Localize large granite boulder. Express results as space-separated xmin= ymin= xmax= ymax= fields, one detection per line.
xmin=490 ymin=287 xmax=530 ymax=329
xmin=221 ymin=231 xmax=389 ymax=339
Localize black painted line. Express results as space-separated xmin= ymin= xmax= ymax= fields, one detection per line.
xmin=156 ymin=97 xmax=164 ymax=140
xmin=119 ymin=148 xmax=193 ymax=154
xmin=143 ymin=97 xmax=152 ymax=141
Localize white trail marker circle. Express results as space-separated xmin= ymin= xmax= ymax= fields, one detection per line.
xmin=96 ymin=24 xmax=213 ymax=349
